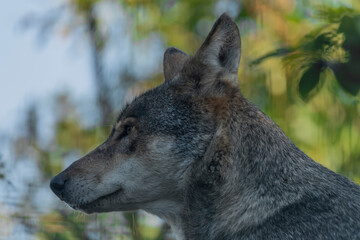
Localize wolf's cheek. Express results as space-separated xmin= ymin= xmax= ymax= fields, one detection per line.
xmin=109 ymin=136 xmax=184 ymax=201
xmin=146 ymin=136 xmax=175 ymax=161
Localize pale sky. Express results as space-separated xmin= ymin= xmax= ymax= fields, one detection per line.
xmin=0 ymin=0 xmax=165 ymax=141
xmin=0 ymin=0 xmax=94 ymax=136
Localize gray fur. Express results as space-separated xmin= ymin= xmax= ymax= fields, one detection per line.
xmin=50 ymin=13 xmax=360 ymax=240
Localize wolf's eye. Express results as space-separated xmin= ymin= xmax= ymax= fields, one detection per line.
xmin=125 ymin=125 xmax=133 ymax=135
xmin=115 ymin=125 xmax=133 ymax=141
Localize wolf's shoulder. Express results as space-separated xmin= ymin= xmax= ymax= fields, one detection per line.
xmin=233 ymin=172 xmax=360 ymax=240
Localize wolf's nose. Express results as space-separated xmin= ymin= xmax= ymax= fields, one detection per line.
xmin=50 ymin=174 xmax=67 ymax=197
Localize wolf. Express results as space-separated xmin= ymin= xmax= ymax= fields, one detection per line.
xmin=50 ymin=13 xmax=360 ymax=240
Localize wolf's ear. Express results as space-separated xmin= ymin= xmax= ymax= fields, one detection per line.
xmin=184 ymin=13 xmax=241 ymax=90
xmin=163 ymin=47 xmax=189 ymax=82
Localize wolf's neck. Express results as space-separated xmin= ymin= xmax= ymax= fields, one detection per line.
xmin=142 ymin=199 xmax=185 ymax=240
xmin=178 ymin=102 xmax=312 ymax=239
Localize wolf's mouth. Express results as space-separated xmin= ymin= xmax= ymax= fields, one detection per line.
xmin=73 ymin=188 xmax=123 ymax=212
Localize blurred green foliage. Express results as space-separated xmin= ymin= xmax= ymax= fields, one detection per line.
xmin=3 ymin=0 xmax=360 ymax=239
xmin=253 ymin=6 xmax=360 ymax=99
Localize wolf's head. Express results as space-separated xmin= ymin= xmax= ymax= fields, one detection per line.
xmin=50 ymin=13 xmax=241 ymax=217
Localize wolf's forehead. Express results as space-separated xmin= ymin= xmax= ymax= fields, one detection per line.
xmin=118 ymin=85 xmax=173 ymax=117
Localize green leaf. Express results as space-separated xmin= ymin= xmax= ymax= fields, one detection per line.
xmin=338 ymin=15 xmax=360 ymax=50
xmin=313 ymin=33 xmax=332 ymax=50
xmin=333 ymin=62 xmax=360 ymax=96
xmin=333 ymin=15 xmax=360 ymax=95
xmin=299 ymin=61 xmax=324 ymax=100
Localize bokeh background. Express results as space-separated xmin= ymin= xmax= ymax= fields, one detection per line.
xmin=1 ymin=0 xmax=359 ymax=239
